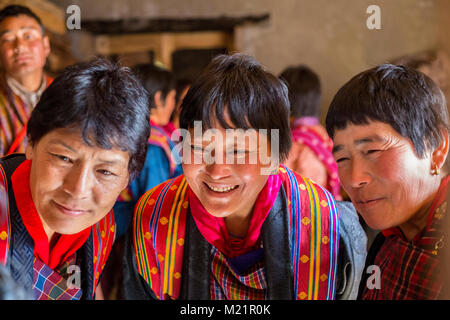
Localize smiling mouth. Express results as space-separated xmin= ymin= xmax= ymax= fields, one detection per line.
xmin=204 ymin=182 xmax=239 ymax=193
xmin=53 ymin=201 xmax=88 ymax=216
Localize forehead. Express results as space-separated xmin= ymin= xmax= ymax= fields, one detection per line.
xmin=37 ymin=127 xmax=130 ymax=162
xmin=332 ymin=121 xmax=401 ymax=148
xmin=0 ymin=14 xmax=41 ymax=32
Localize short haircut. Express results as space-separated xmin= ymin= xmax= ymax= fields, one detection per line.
xmin=179 ymin=53 xmax=292 ymax=161
xmin=279 ymin=65 xmax=322 ymax=119
xmin=0 ymin=5 xmax=44 ymax=34
xmin=133 ymin=64 xmax=176 ymax=110
xmin=325 ymin=64 xmax=449 ymax=158
xmin=27 ymin=58 xmax=150 ymax=180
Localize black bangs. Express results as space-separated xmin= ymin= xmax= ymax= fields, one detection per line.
xmin=27 ymin=59 xmax=150 ymax=180
xmin=326 ymin=64 xmax=449 ymax=158
xmin=178 ymin=53 xmax=292 ymax=160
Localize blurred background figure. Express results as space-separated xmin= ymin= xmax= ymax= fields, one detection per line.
xmin=0 ymin=5 xmax=52 ymax=156
xmin=163 ymin=77 xmax=191 ymax=137
xmin=392 ymin=50 xmax=450 ymax=109
xmin=114 ymin=63 xmax=183 ymax=240
xmin=104 ymin=64 xmax=183 ymax=300
xmin=280 ymin=65 xmax=341 ymax=200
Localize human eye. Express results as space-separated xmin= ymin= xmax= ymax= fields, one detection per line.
xmin=97 ymin=169 xmax=114 ymax=176
xmin=190 ymin=144 xmax=203 ymax=153
xmin=365 ymin=149 xmax=382 ymax=156
xmin=1 ymin=34 xmax=14 ymax=43
xmin=50 ymin=153 xmax=72 ymax=163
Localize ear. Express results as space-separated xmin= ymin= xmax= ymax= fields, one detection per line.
xmin=431 ymin=129 xmax=449 ymax=172
xmin=154 ymin=91 xmax=164 ymax=109
xmin=25 ymin=141 xmax=34 ymax=160
xmin=42 ymin=35 xmax=51 ymax=58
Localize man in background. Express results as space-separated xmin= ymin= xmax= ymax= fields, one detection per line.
xmin=0 ymin=4 xmax=51 ymax=155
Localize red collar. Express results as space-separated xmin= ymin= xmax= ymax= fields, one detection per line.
xmin=188 ymin=174 xmax=282 ymax=258
xmin=11 ymin=160 xmax=90 ymax=269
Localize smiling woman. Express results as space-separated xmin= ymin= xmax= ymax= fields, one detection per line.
xmin=123 ymin=53 xmax=367 ymax=301
xmin=326 ymin=64 xmax=450 ymax=299
xmin=0 ymin=58 xmax=150 ymax=300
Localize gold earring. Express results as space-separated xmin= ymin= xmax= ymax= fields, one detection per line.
xmin=431 ymin=164 xmax=440 ymax=176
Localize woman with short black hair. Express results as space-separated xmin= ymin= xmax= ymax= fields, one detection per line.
xmin=124 ymin=53 xmax=366 ymax=300
xmin=326 ymin=64 xmax=449 ymax=299
xmin=0 ymin=58 xmax=150 ymax=299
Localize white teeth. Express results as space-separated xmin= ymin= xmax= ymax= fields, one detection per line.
xmin=206 ymin=184 xmax=238 ymax=193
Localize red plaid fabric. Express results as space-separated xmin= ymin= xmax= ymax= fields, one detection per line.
xmin=362 ymin=236 xmax=441 ymax=299
xmin=210 ymin=246 xmax=266 ymax=300
xmin=33 ymin=254 xmax=82 ymax=300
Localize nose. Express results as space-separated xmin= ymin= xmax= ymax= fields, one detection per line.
xmin=13 ymin=37 xmax=26 ymax=53
xmin=204 ymin=161 xmax=232 ymax=180
xmin=62 ymin=165 xmax=93 ymax=199
xmin=348 ymin=159 xmax=371 ymax=189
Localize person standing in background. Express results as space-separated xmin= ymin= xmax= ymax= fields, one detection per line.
xmin=280 ymin=65 xmax=341 ymax=200
xmin=0 ymin=5 xmax=52 ymax=155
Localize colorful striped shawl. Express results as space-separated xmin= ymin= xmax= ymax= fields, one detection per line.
xmin=133 ymin=165 xmax=340 ymax=300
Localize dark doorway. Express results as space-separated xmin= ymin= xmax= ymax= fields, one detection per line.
xmin=172 ymin=48 xmax=227 ymax=83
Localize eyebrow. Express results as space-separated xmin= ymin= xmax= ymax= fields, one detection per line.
xmin=332 ymin=135 xmax=386 ymax=153
xmin=49 ymin=138 xmax=127 ymax=166
xmin=0 ymin=26 xmax=42 ymax=36
xmin=49 ymin=139 xmax=77 ymax=153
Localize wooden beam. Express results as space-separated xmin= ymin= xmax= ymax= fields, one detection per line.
xmin=95 ymin=31 xmax=233 ymax=57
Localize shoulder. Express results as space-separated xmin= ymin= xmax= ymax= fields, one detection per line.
xmin=133 ymin=174 xmax=188 ymax=233
xmin=278 ymin=165 xmax=338 ymax=212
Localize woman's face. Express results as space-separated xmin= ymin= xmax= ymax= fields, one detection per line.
xmin=182 ymin=122 xmax=275 ymax=221
xmin=26 ymin=128 xmax=130 ymax=238
xmin=332 ymin=121 xmax=442 ymax=231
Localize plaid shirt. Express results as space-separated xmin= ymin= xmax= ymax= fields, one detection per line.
xmin=210 ymin=246 xmax=266 ymax=300
xmin=361 ymin=176 xmax=448 ymax=300
xmin=33 ymin=254 xmax=83 ymax=300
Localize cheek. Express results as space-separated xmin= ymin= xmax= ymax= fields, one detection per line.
xmin=181 ymin=163 xmax=201 ymax=186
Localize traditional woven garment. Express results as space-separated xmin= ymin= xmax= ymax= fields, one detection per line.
xmin=33 ymin=254 xmax=82 ymax=300
xmin=131 ymin=165 xmax=340 ymax=300
xmin=360 ymin=176 xmax=449 ymax=300
xmin=0 ymin=75 xmax=52 ymax=155
xmin=210 ymin=246 xmax=266 ymax=300
xmin=0 ymin=154 xmax=116 ymax=299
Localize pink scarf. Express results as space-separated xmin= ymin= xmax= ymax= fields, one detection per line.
xmin=188 ymin=174 xmax=282 ymax=258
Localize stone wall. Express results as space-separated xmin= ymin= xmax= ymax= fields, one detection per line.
xmin=52 ymin=0 xmax=447 ymax=119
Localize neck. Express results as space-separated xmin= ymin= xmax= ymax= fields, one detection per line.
xmin=224 ymin=207 xmax=254 ymax=238
xmin=398 ymin=182 xmax=440 ymax=241
xmin=8 ymin=70 xmax=43 ymax=92
xmin=150 ymin=115 xmax=161 ymax=126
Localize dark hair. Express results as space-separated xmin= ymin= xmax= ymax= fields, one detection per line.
xmin=325 ymin=64 xmax=449 ymax=158
xmin=0 ymin=5 xmax=44 ymax=34
xmin=279 ymin=65 xmax=322 ymax=119
xmin=179 ymin=53 xmax=292 ymax=161
xmin=27 ymin=58 xmax=150 ymax=180
xmin=133 ymin=64 xmax=176 ymax=110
